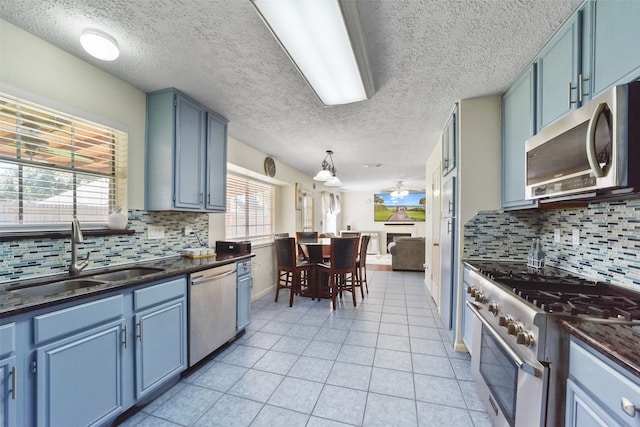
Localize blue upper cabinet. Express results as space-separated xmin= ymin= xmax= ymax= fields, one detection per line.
xmin=536 ymin=14 xmax=581 ymax=131
xmin=442 ymin=104 xmax=457 ymax=177
xmin=174 ymin=94 xmax=207 ymax=210
xmin=502 ymin=65 xmax=538 ymax=210
xmin=206 ymin=113 xmax=228 ymax=211
xmin=146 ymin=88 xmax=228 ymax=212
xmin=590 ymin=0 xmax=640 ymax=97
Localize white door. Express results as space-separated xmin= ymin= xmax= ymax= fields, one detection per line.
xmin=430 ymin=166 xmax=441 ymax=307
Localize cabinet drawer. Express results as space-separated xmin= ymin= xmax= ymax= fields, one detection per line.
xmin=0 ymin=323 xmax=15 ymax=357
xmin=237 ymin=260 xmax=251 ymax=277
xmin=133 ymin=277 xmax=186 ymax=311
xmin=570 ymin=339 xmax=640 ymax=423
xmin=34 ymin=295 xmax=124 ymax=345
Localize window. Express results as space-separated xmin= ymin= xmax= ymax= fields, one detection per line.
xmin=302 ymin=193 xmax=314 ymax=231
xmin=0 ymin=92 xmax=127 ymax=230
xmin=225 ymin=174 xmax=274 ymax=245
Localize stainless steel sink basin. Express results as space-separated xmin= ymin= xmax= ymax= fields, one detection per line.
xmin=10 ymin=279 xmax=107 ymax=299
xmin=88 ymin=267 xmax=164 ymax=282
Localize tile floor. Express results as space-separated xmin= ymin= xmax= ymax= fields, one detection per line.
xmin=117 ymin=270 xmax=490 ymax=427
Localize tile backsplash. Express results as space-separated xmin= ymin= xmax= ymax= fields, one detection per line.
xmin=464 ymin=198 xmax=640 ymax=289
xmin=0 ymin=210 xmax=210 ymax=282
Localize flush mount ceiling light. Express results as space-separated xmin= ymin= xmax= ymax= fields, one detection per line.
xmin=251 ymin=0 xmax=374 ymax=106
xmin=80 ymin=29 xmax=120 ymax=61
xmin=314 ymin=150 xmax=342 ymax=187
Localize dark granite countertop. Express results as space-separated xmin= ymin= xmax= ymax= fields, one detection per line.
xmin=0 ymin=254 xmax=253 ymax=318
xmin=561 ymin=319 xmax=640 ymax=378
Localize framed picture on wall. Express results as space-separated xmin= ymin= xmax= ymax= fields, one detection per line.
xmin=295 ymin=182 xmax=303 ymax=210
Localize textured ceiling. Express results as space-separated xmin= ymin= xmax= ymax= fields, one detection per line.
xmin=0 ymin=0 xmax=582 ymax=192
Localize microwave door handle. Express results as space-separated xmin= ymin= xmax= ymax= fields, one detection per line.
xmin=586 ymin=102 xmax=607 ymax=178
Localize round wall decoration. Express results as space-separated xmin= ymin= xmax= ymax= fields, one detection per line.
xmin=264 ymin=157 xmax=276 ymax=177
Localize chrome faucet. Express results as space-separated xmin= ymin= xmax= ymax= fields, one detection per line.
xmin=70 ymin=218 xmax=90 ymax=275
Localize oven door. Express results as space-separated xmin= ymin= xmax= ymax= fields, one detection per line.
xmin=467 ymin=302 xmax=548 ymax=427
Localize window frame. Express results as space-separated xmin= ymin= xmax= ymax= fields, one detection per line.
xmin=225 ymin=173 xmax=275 ymax=245
xmin=0 ymin=91 xmax=127 ymax=233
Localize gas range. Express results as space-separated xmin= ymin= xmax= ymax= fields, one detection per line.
xmin=463 ymin=260 xmax=640 ymax=427
xmin=470 ymin=260 xmax=640 ymax=323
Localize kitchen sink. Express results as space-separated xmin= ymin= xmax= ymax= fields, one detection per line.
xmin=88 ymin=267 xmax=164 ymax=282
xmin=9 ymin=279 xmax=108 ymax=299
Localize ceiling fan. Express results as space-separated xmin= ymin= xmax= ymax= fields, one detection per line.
xmin=381 ymin=181 xmax=422 ymax=198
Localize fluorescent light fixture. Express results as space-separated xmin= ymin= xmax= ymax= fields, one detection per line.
xmin=252 ymin=0 xmax=374 ymax=106
xmin=80 ymin=29 xmax=120 ymax=61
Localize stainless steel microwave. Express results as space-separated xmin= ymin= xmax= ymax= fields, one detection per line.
xmin=525 ymin=82 xmax=640 ymax=201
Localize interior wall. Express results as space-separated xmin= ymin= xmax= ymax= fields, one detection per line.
xmin=0 ymin=19 xmax=147 ymax=209
xmin=340 ymin=191 xmax=426 ymax=254
xmin=0 ymin=20 xmax=317 ymax=300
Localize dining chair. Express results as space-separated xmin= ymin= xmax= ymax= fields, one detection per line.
xmin=318 ymin=237 xmax=359 ymax=310
xmin=275 ymin=232 xmax=290 ymax=237
xmin=275 ymin=237 xmax=313 ymax=306
xmin=355 ymin=234 xmax=371 ymax=295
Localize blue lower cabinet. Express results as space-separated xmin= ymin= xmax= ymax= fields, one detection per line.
xmin=20 ymin=276 xmax=188 ymax=426
xmin=0 ymin=355 xmax=17 ymax=427
xmin=36 ymin=319 xmax=126 ymax=427
xmin=236 ymin=261 xmax=252 ymax=331
xmin=134 ymin=299 xmax=186 ymax=400
xmin=1 ymin=323 xmax=17 ymax=427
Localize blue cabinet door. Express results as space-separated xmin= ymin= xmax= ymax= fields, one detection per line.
xmin=174 ymin=93 xmax=207 ymax=210
xmin=205 ymin=113 xmax=228 ymax=212
xmin=0 ymin=356 xmax=17 ymax=427
xmin=566 ymin=379 xmax=618 ymax=427
xmin=537 ymin=14 xmax=580 ymax=130
xmin=591 ymin=0 xmax=640 ymax=96
xmin=502 ymin=65 xmax=538 ymax=210
xmin=442 ymin=105 xmax=457 ymax=177
xmin=36 ymin=319 xmax=125 ymax=427
xmin=134 ymin=299 xmax=186 ymax=400
xmin=237 ymin=274 xmax=252 ymax=331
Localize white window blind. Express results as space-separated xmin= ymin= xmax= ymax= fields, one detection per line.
xmin=303 ymin=194 xmax=314 ymax=231
xmin=0 ymin=92 xmax=127 ymax=230
xmin=225 ymin=174 xmax=274 ymax=244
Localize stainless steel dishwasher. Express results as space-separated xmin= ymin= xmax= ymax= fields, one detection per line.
xmin=189 ymin=263 xmax=237 ymax=366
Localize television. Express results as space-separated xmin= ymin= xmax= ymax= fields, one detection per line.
xmin=374 ymin=192 xmax=426 ymax=222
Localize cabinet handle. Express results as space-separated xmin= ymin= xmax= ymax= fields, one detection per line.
xmin=578 ymin=74 xmax=583 ymax=102
xmin=567 ymin=82 xmax=576 ymax=108
xmin=447 ymin=220 xmax=452 ymax=233
xmin=448 ymin=200 xmax=453 ymax=214
xmin=207 ymin=193 xmax=211 ymax=204
xmin=433 ymin=243 xmax=440 ymax=247
xmin=137 ymin=321 xmax=143 ymax=341
xmin=9 ymin=366 xmax=16 ymax=399
xmin=122 ymin=324 xmax=128 ymax=348
xmin=621 ymin=397 xmax=639 ymax=417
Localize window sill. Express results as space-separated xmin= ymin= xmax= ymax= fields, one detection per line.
xmin=0 ymin=228 xmax=136 ymax=242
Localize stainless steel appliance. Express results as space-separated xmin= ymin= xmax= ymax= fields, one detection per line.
xmin=464 ymin=260 xmax=640 ymax=426
xmin=525 ymin=81 xmax=640 ymax=201
xmin=189 ymin=264 xmax=237 ymax=367
xmin=215 ymin=240 xmax=251 ymax=256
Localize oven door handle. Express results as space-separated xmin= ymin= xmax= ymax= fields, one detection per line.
xmin=467 ymin=301 xmax=543 ymax=378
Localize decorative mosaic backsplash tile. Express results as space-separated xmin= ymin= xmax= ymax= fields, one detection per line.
xmin=0 ymin=210 xmax=210 ymax=282
xmin=464 ymin=199 xmax=640 ymax=289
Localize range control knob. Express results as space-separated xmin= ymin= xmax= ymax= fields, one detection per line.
xmin=488 ymin=301 xmax=499 ymax=316
xmin=475 ymin=292 xmax=487 ymax=304
xmin=507 ymin=321 xmax=524 ymax=336
xmin=499 ymin=314 xmax=513 ymax=327
xmin=469 ymin=287 xmax=478 ymax=297
xmin=516 ymin=330 xmax=536 ymax=347
xmin=466 ymin=286 xmax=476 ymax=295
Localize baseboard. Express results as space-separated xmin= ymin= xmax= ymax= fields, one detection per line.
xmin=252 ymin=285 xmax=275 ymax=301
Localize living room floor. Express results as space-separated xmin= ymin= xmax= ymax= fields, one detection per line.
xmin=117 ymin=270 xmax=489 ymax=427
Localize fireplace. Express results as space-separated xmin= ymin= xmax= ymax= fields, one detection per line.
xmin=386 ymin=232 xmax=412 ymax=252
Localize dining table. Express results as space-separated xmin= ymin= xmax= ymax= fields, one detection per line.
xmin=298 ymin=238 xmax=331 ymax=299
